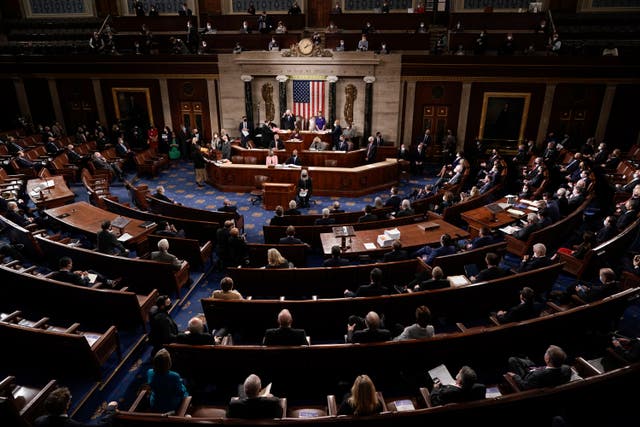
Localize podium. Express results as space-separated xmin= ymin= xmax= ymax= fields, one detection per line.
xmin=263 ymin=183 xmax=296 ymax=210
xmin=332 ymin=225 xmax=356 ymax=252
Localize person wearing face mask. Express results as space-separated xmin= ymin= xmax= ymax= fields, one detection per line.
xmin=416 ymin=21 xmax=428 ymax=34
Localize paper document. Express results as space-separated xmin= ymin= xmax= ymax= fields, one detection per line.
xmin=485 ymin=386 xmax=502 ymax=398
xmin=86 ymin=273 xmax=98 ymax=284
xmin=363 ymin=242 xmax=376 ymax=250
xmin=259 ymin=382 xmax=272 ymax=396
xmin=428 ymin=364 xmax=455 ymax=386
xmin=117 ymin=232 xmax=133 ymax=242
xmin=448 ymin=275 xmax=470 ymax=287
xmin=506 ymin=208 xmax=525 ymax=217
xmin=393 ymin=399 xmax=415 ymax=411
xmin=499 ymin=225 xmax=521 ymax=235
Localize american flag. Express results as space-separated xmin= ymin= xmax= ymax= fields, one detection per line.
xmin=292 ymin=80 xmax=325 ymax=120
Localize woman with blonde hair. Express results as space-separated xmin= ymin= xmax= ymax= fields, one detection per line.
xmin=265 ymin=248 xmax=291 ymax=269
xmin=338 ymin=374 xmax=383 ymax=416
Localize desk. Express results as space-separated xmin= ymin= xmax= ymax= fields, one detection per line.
xmin=320 ymin=219 xmax=469 ymax=258
xmin=206 ymin=159 xmax=399 ymax=197
xmin=460 ymin=198 xmax=526 ymax=237
xmin=26 ymin=175 xmax=75 ymax=209
xmin=263 ymin=182 xmax=296 ymax=211
xmin=44 ymin=201 xmax=155 ymax=251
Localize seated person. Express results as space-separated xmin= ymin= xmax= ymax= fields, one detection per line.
xmin=270 ymin=205 xmax=287 ymax=225
xmin=35 ymin=387 xmax=117 ymax=426
xmin=265 ymin=148 xmax=278 ymax=166
xmin=5 ymin=201 xmax=38 ymax=228
xmin=150 ymin=239 xmax=184 ymax=271
xmin=50 ymin=256 xmax=116 ymax=288
xmin=393 ymin=305 xmax=435 ymax=341
xmin=309 ymin=136 xmax=326 ymax=151
xmin=517 ymin=243 xmax=553 ymax=273
xmin=383 ymin=240 xmax=409 ymax=262
xmin=466 ymin=227 xmax=498 ymax=250
xmin=561 ymin=267 xmax=621 ymax=303
xmin=323 ymin=245 xmax=350 ymax=267
xmin=414 ymin=266 xmax=450 ymax=291
xmin=315 ymin=208 xmax=336 ymax=225
xmin=347 ymin=311 xmax=391 ymax=343
xmin=357 ymin=205 xmax=378 ymax=223
xmin=432 ymin=191 xmax=455 ymax=214
xmin=177 ymin=316 xmax=216 ymax=345
xmin=218 ymin=198 xmax=238 ymax=213
xmin=344 ymin=267 xmax=390 ymax=297
xmin=471 ymin=252 xmax=512 ymax=283
xmin=494 ymin=287 xmax=538 ymax=323
xmin=97 ymin=220 xmax=130 ymax=256
xmin=505 ymin=345 xmax=572 ymax=390
xmin=265 ymin=247 xmax=292 ymax=269
xmin=337 ymin=375 xmax=384 ymax=416
xmin=154 ymin=220 xmax=185 ymax=238
xmin=279 ymin=225 xmax=308 ymax=246
xmin=513 ymin=213 xmax=542 ymax=241
xmin=147 ymin=349 xmax=189 ymax=413
xmin=412 ymin=233 xmax=457 ymax=265
xmin=284 ymin=199 xmax=301 ymax=215
xmin=263 ymin=309 xmax=308 ymax=346
xmin=384 ymin=187 xmax=401 ymax=212
xmin=284 ymin=149 xmax=301 ymax=166
xmin=330 ymin=201 xmax=345 ymax=213
xmin=227 ymin=374 xmax=283 ymax=419
xmin=430 ymin=366 xmax=486 ymax=406
xmin=212 ymin=276 xmax=244 ymax=300
xmin=394 ymin=199 xmax=414 ymax=218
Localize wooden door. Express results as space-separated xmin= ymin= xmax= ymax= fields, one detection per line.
xmin=308 ymin=0 xmax=333 ymax=29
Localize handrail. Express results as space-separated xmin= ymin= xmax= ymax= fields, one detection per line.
xmin=547 ymin=9 xmax=557 ymax=36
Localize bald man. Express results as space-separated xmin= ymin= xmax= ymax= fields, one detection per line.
xmin=347 ymin=311 xmax=391 ymax=344
xmin=262 ymin=309 xmax=308 ymax=346
xmin=176 ymin=316 xmax=215 ymax=345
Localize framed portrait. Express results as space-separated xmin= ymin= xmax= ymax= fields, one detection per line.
xmin=478 ymin=92 xmax=531 ymax=144
xmin=111 ymin=87 xmax=154 ymax=127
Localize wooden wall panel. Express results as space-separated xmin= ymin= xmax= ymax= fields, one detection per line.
xmin=606 ymin=84 xmax=640 ymax=150
xmin=0 ymin=79 xmax=19 ymax=131
xmin=100 ymin=79 xmax=163 ymax=130
xmin=167 ymin=79 xmax=211 ymax=139
xmin=548 ymin=84 xmax=605 ymax=146
xmin=23 ymin=78 xmax=55 ymax=126
xmin=466 ymin=82 xmax=545 ymax=151
xmin=56 ymin=79 xmax=97 ymax=132
xmin=412 ymin=82 xmax=462 ymax=148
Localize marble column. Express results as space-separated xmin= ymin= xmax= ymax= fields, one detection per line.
xmin=91 ymin=79 xmax=107 ymax=125
xmin=456 ymin=82 xmax=472 ymax=152
xmin=240 ymin=75 xmax=254 ymax=127
xmin=402 ymin=80 xmax=416 ymax=146
xmin=363 ymin=76 xmax=375 ymax=140
xmin=536 ymin=83 xmax=557 ymax=146
xmin=13 ymin=78 xmax=31 ymax=119
xmin=276 ymin=75 xmax=288 ymax=123
xmin=206 ymin=78 xmax=219 ymax=133
xmin=159 ymin=78 xmax=172 ymax=129
xmin=327 ymin=76 xmax=338 ymax=127
xmin=47 ymin=78 xmax=65 ymax=129
xmin=595 ymin=84 xmax=617 ymax=143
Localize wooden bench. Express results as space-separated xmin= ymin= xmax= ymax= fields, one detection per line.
xmin=267 ymin=206 xmax=394 ymax=227
xmin=0 ymin=214 xmax=43 ymax=259
xmin=0 ymin=310 xmax=120 ymax=379
xmin=35 ymin=235 xmax=190 ymax=297
xmin=505 ymin=194 xmax=593 ymax=258
xmin=0 ymin=376 xmax=57 ymax=426
xmin=263 ymin=213 xmax=427 ymax=248
xmin=176 ymin=287 xmax=638 ymax=401
xmin=431 ymin=241 xmax=507 ymax=275
xmin=147 ymin=196 xmax=243 ymax=232
xmin=102 ymin=197 xmax=219 ymax=244
xmin=202 ymin=263 xmax=565 ymax=343
xmin=226 ymin=258 xmax=430 ymax=299
xmin=0 ymin=262 xmax=157 ymax=330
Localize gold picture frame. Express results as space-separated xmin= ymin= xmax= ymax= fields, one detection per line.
xmin=478 ymin=92 xmax=531 ymax=143
xmin=111 ymin=87 xmax=154 ymax=127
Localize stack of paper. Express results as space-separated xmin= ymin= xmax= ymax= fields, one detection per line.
xmin=499 ymin=225 xmax=521 ymax=235
xmin=506 ymin=208 xmax=525 ymax=217
xmin=117 ymin=232 xmax=133 ymax=242
xmin=377 ymin=234 xmax=394 ymax=247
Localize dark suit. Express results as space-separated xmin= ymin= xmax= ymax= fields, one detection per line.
xmin=323 ymin=257 xmax=349 ymax=267
xmin=383 ymin=249 xmax=409 ymax=262
xmin=496 ymin=301 xmax=538 ymax=323
xmin=281 ymin=114 xmax=295 ymax=130
xmin=279 ymin=236 xmax=304 ymax=245
xmin=517 ymin=256 xmax=553 ymax=273
xmin=151 ymin=250 xmax=182 ymax=270
xmin=620 ymin=177 xmax=640 ymax=193
xmin=357 ymin=213 xmax=378 ymax=223
xmin=285 ymin=155 xmax=301 ymax=166
xmin=227 ymin=396 xmax=283 ymax=419
xmin=429 ymin=383 xmax=486 ymax=406
xmin=365 ymin=142 xmax=377 ymax=163
xmin=97 ymin=230 xmax=127 ymax=255
xmin=353 ymin=283 xmax=390 ymax=297
xmin=513 ymin=222 xmax=541 ymax=241
xmin=384 ymin=195 xmax=401 ymax=212
xmin=474 ymin=266 xmax=512 ymax=282
xmin=509 ymin=361 xmax=572 ymax=390
xmin=263 ymin=327 xmax=308 ymax=346
xmin=469 ymin=235 xmax=496 ymax=250
xmin=50 ymin=270 xmax=89 ymax=287
xmin=351 ymin=328 xmax=391 ymax=343
xmin=596 ymin=224 xmax=617 ymax=244
xmin=177 ymin=331 xmax=215 ymax=345
xmin=416 ymin=278 xmax=450 ymax=291
xmin=314 ymin=217 xmax=336 ymax=225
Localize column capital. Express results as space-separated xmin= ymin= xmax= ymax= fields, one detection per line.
xmin=363 ymin=76 xmax=376 ymax=84
xmin=240 ymin=75 xmax=253 ymax=82
xmin=326 ymin=76 xmax=339 ymax=83
xmin=275 ymin=75 xmax=288 ymax=83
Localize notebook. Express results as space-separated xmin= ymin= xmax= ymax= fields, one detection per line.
xmin=428 ymin=364 xmax=455 ymax=386
xmin=393 ymin=399 xmax=415 ymax=411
